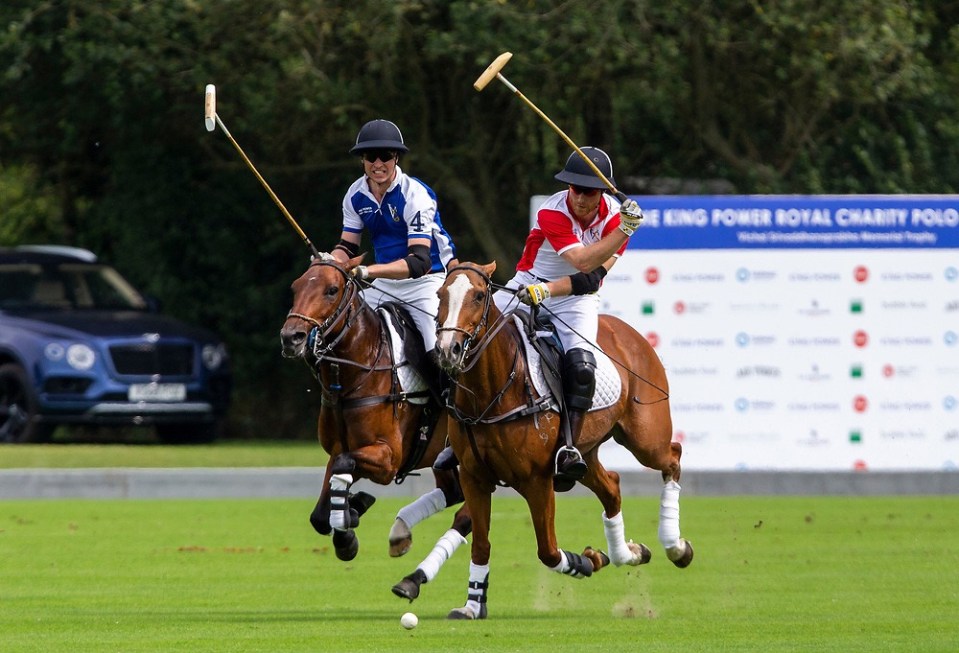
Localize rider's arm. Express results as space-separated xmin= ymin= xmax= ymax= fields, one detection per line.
xmin=361 ymin=237 xmax=432 ymax=280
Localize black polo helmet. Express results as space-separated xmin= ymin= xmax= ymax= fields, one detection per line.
xmin=349 ymin=119 xmax=409 ymax=154
xmin=554 ymin=146 xmax=615 ymax=190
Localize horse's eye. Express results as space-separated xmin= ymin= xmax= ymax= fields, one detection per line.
xmin=473 ymin=291 xmax=485 ymax=304
xmin=326 ymin=285 xmax=339 ymax=297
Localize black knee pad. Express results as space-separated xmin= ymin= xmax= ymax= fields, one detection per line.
xmin=563 ymin=348 xmax=596 ymax=411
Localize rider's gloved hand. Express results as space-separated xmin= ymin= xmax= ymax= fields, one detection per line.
xmin=351 ymin=265 xmax=369 ymax=280
xmin=618 ymin=199 xmax=644 ymax=236
xmin=516 ymin=283 xmax=550 ymax=306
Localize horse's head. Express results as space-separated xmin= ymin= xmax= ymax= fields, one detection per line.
xmin=435 ymin=261 xmax=497 ymax=373
xmin=280 ymin=254 xmax=366 ymax=359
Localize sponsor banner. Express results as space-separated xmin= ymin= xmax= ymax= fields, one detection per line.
xmin=525 ymin=195 xmax=959 ymax=471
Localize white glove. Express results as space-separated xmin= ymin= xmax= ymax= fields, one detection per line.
xmin=516 ymin=283 xmax=550 ymax=306
xmin=351 ymin=265 xmax=369 ymax=280
xmin=618 ymin=199 xmax=644 ymax=236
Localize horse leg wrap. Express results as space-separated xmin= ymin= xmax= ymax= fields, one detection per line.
xmin=329 ymin=473 xmax=354 ymax=531
xmin=551 ymin=550 xmax=593 ymax=579
xmin=464 ymin=562 xmax=490 ymax=618
xmin=658 ymin=480 xmax=682 ymax=551
xmin=396 ymin=488 xmax=447 ymax=530
xmin=602 ymin=511 xmax=636 ymax=566
xmin=418 ymin=528 xmax=468 ymax=582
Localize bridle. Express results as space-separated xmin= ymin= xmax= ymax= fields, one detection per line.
xmin=436 ymin=264 xmax=512 ymax=370
xmin=286 ymin=259 xmax=363 ymax=359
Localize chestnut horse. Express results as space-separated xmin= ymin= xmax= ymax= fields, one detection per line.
xmin=434 ymin=262 xmax=693 ymax=620
xmin=280 ymin=255 xmax=470 ymax=572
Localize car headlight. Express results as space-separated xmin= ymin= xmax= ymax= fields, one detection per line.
xmin=202 ymin=343 xmax=228 ymax=371
xmin=66 ymin=344 xmax=96 ymax=370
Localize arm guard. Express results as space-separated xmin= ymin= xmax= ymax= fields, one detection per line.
xmin=334 ymin=239 xmax=360 ymax=258
xmin=404 ymin=243 xmax=432 ymax=279
xmin=569 ymin=266 xmax=608 ymax=295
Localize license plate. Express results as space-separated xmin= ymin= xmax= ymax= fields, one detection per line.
xmin=128 ymin=383 xmax=186 ymax=402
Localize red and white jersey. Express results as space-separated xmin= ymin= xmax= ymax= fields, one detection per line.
xmin=515 ymin=190 xmax=627 ymax=279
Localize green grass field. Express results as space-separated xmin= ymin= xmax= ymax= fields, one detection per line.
xmin=2 ymin=495 xmax=957 ymax=652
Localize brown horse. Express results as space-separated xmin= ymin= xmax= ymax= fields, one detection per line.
xmin=434 ymin=262 xmax=693 ymax=619
xmin=280 ymin=255 xmax=470 ymax=571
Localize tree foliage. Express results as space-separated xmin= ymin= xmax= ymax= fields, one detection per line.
xmin=2 ymin=0 xmax=958 ymax=437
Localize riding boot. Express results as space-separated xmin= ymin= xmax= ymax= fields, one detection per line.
xmin=553 ymin=347 xmax=596 ymax=492
xmin=553 ymin=408 xmax=588 ymax=492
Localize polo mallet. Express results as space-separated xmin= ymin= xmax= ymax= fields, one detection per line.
xmin=204 ymin=84 xmax=321 ymax=258
xmin=473 ymin=52 xmax=628 ymax=203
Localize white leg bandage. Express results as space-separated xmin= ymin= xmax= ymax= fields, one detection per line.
xmin=602 ymin=511 xmax=634 ymax=566
xmin=549 ymin=550 xmax=570 ymax=574
xmin=418 ymin=528 xmax=467 ymax=581
xmin=658 ymin=480 xmax=682 ymax=550
xmin=329 ymin=473 xmax=353 ymax=531
xmin=396 ymin=488 xmax=448 ymax=529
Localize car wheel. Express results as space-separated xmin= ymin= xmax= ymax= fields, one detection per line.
xmin=0 ymin=363 xmax=55 ymax=443
xmin=155 ymin=422 xmax=219 ymax=444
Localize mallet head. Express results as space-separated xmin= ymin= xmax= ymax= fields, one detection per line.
xmin=473 ymin=52 xmax=512 ymax=91
xmin=204 ymin=84 xmax=216 ymax=132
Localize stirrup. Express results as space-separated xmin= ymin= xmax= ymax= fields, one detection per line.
xmin=553 ymin=446 xmax=587 ymax=492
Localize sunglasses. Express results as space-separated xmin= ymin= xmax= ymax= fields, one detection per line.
xmin=361 ymin=150 xmax=397 ymax=163
xmin=569 ymin=184 xmax=601 ymax=196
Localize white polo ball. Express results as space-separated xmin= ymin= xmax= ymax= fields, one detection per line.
xmin=400 ymin=612 xmax=418 ymax=629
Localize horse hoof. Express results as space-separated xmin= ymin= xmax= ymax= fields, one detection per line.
xmin=351 ymin=491 xmax=376 ymax=518
xmin=447 ymin=605 xmax=487 ymax=620
xmin=667 ymin=540 xmax=694 ymax=568
xmin=582 ymin=546 xmax=611 ymax=572
xmin=333 ymin=529 xmax=359 ymax=561
xmin=626 ymin=540 xmax=653 ymax=566
xmin=391 ymin=569 xmax=426 ymax=602
xmin=388 ymin=518 xmax=413 ymax=557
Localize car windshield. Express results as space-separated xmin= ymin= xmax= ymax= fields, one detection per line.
xmin=0 ymin=262 xmax=148 ymax=311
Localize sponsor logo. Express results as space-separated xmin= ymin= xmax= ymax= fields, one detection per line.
xmin=945 ymin=396 xmax=958 ymax=411
xmin=642 ymin=301 xmax=655 ymax=315
xmin=853 ymin=395 xmax=868 ymax=413
xmin=850 ymin=364 xmax=863 ymax=378
xmin=853 ymin=459 xmax=868 ymax=471
xmin=737 ymin=268 xmax=778 ymax=282
xmin=789 ymin=272 xmax=841 ymax=282
xmin=674 ymin=301 xmax=685 ymax=314
xmin=734 ymin=398 xmax=776 ymax=412
xmin=849 ymin=430 xmax=862 ymax=443
xmin=880 ymin=271 xmax=935 ymax=282
xmin=735 ymin=332 xmax=776 ymax=347
xmin=786 ymin=401 xmax=841 ymax=412
xmin=946 ymin=266 xmax=958 ymax=281
xmin=880 ymin=299 xmax=928 ymax=310
xmin=854 ymin=265 xmax=869 ymax=283
xmin=797 ymin=429 xmax=830 ymax=447
xmin=670 ymin=272 xmax=725 ymax=283
xmin=879 ymin=428 xmax=926 ymax=440
xmin=946 ymin=300 xmax=959 ymax=312
xmin=878 ymin=335 xmax=934 ymax=346
xmin=673 ymin=300 xmax=710 ymax=315
xmin=945 ymin=331 xmax=958 ymax=346
xmin=945 ymin=429 xmax=959 ymax=442
xmin=672 ymin=402 xmax=724 ymax=413
xmin=882 ymin=364 xmax=919 ymax=379
xmin=736 ymin=365 xmax=782 ymax=379
xmin=673 ymin=430 xmax=710 ymax=444
xmin=788 ymin=336 xmax=842 ymax=346
xmin=670 ymin=337 xmax=725 ymax=348
xmin=645 ymin=267 xmax=659 ymax=284
xmin=798 ymin=300 xmax=830 ymax=317
xmin=669 ymin=366 xmax=719 ymax=377
xmin=850 ymin=299 xmax=863 ymax=313
xmin=645 ymin=332 xmax=659 ymax=348
xmin=853 ymin=330 xmax=868 ymax=348
xmin=877 ymin=400 xmax=933 ymax=412
xmin=799 ymin=364 xmax=831 ymax=382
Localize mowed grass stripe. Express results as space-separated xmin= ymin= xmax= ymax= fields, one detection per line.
xmin=1 ymin=496 xmax=957 ymax=652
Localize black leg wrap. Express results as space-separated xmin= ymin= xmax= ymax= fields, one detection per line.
xmin=332 ymin=528 xmax=359 ymax=561
xmin=349 ymin=491 xmax=376 ymax=518
xmin=309 ymin=499 xmax=332 ymax=535
xmin=560 ymin=550 xmax=594 ymax=578
xmin=467 ymin=575 xmax=489 ymax=606
xmin=330 ymin=487 xmax=360 ymax=528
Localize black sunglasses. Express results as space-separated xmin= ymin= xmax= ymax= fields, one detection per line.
xmin=569 ymin=184 xmax=601 ymax=196
xmin=361 ymin=150 xmax=397 ymax=163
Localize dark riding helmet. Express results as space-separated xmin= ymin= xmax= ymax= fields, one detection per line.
xmin=553 ymin=146 xmax=615 ymax=190
xmin=349 ymin=119 xmax=409 ymax=154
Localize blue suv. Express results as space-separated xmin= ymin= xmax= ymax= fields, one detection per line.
xmin=0 ymin=246 xmax=232 ymax=443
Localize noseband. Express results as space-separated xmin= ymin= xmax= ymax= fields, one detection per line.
xmin=286 ymin=259 xmax=361 ymax=358
xmin=436 ymin=264 xmax=496 ymax=360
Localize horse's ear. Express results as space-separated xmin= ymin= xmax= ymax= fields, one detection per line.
xmin=346 ymin=253 xmax=367 ymax=270
xmin=480 ymin=261 xmax=496 ymax=277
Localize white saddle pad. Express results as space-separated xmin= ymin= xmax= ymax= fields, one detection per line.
xmin=513 ymin=317 xmax=622 ymax=412
xmin=378 ymin=308 xmax=429 ymax=404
